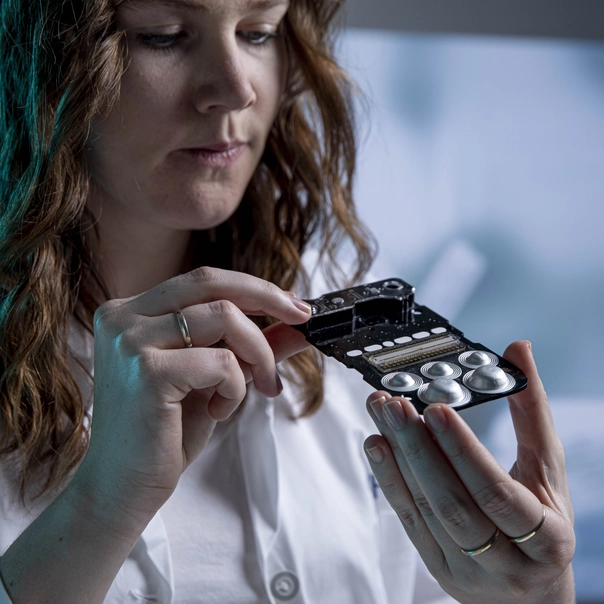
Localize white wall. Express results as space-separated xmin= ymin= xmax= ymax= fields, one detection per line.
xmin=337 ymin=30 xmax=604 ymax=599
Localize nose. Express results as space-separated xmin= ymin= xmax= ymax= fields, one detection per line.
xmin=193 ymin=38 xmax=256 ymax=114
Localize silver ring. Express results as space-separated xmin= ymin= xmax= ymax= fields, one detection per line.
xmin=175 ymin=310 xmax=193 ymax=348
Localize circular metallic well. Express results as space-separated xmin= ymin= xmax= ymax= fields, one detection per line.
xmin=417 ymin=378 xmax=472 ymax=407
xmin=458 ymin=350 xmax=499 ymax=369
xmin=383 ymin=280 xmax=405 ymax=290
xmin=463 ymin=365 xmax=516 ymax=394
xmin=381 ymin=371 xmax=423 ymax=392
xmin=420 ymin=361 xmax=463 ymax=380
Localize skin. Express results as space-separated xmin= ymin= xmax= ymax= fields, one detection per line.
xmin=364 ymin=340 xmax=576 ymax=603
xmin=0 ymin=0 xmax=576 ymax=601
xmin=86 ymin=0 xmax=292 ymax=297
xmin=79 ymin=0 xmax=311 ymax=521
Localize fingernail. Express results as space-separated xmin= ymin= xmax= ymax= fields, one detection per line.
xmin=383 ymin=400 xmax=407 ymax=430
xmin=366 ymin=446 xmax=384 ymax=463
xmin=290 ymin=297 xmax=312 ymax=314
xmin=369 ymin=396 xmax=386 ymax=422
xmin=276 ymin=371 xmax=283 ymax=393
xmin=526 ymin=340 xmax=533 ymax=357
xmin=425 ymin=405 xmax=447 ymax=432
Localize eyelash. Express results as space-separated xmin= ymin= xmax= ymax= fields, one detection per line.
xmin=135 ymin=30 xmax=280 ymax=52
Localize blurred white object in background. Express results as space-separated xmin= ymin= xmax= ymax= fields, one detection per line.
xmin=416 ymin=238 xmax=487 ymax=322
xmin=338 ymin=29 xmax=604 ymax=600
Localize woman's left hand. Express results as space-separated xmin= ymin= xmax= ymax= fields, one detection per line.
xmin=364 ymin=340 xmax=575 ymax=603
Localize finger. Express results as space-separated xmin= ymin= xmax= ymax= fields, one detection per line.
xmin=262 ymin=322 xmax=311 ymax=364
xmin=180 ymin=389 xmax=218 ymax=466
xmin=376 ymin=396 xmax=530 ymax=570
xmin=156 ymin=347 xmax=247 ymax=420
xmin=125 ymin=267 xmax=312 ymax=324
xmin=363 ymin=427 xmax=448 ymax=572
xmin=503 ymin=340 xmax=564 ymax=462
xmin=189 ymin=323 xmax=311 ymax=391
xmin=230 ymin=323 xmax=311 ymax=393
xmin=503 ymin=340 xmax=573 ymax=519
xmin=504 ymin=341 xmax=572 ymax=514
xmin=142 ymin=302 xmax=282 ymax=397
xmin=423 ymin=403 xmax=555 ymax=561
xmin=369 ymin=391 xmax=484 ymax=559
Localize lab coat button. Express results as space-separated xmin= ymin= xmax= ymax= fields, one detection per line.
xmin=270 ymin=571 xmax=299 ymax=601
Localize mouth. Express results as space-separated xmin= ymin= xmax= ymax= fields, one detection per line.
xmin=179 ymin=141 xmax=247 ymax=168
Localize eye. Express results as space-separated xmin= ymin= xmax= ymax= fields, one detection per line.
xmin=239 ymin=30 xmax=279 ymax=45
xmin=135 ymin=32 xmax=186 ymax=51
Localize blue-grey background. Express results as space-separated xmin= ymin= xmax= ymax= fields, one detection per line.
xmin=336 ymin=30 xmax=604 ymax=601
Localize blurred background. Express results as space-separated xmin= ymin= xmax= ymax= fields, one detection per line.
xmin=336 ymin=2 xmax=604 ymax=601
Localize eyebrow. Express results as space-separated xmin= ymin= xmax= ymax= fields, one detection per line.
xmin=120 ymin=0 xmax=288 ymax=13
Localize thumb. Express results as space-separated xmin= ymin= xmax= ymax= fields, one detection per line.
xmin=263 ymin=322 xmax=311 ymax=364
xmin=503 ymin=340 xmax=565 ymax=467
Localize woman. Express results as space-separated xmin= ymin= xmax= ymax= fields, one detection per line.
xmin=0 ymin=0 xmax=575 ymax=602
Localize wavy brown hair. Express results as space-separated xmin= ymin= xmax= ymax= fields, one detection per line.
xmin=0 ymin=0 xmax=375 ymax=502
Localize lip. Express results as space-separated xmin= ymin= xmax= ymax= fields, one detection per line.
xmin=179 ymin=141 xmax=246 ymax=168
xmin=188 ymin=140 xmax=245 ymax=152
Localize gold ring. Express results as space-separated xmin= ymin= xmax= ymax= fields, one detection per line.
xmin=460 ymin=528 xmax=500 ymax=557
xmin=509 ymin=506 xmax=547 ymax=544
xmin=175 ymin=310 xmax=193 ymax=348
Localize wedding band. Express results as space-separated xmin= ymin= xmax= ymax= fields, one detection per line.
xmin=509 ymin=506 xmax=547 ymax=544
xmin=460 ymin=528 xmax=500 ymax=557
xmin=175 ymin=310 xmax=193 ymax=348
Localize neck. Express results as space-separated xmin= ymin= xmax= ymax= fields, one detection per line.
xmin=85 ymin=190 xmax=193 ymax=300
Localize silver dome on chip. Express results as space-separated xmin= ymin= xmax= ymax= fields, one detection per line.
xmin=463 ymin=365 xmax=516 ymax=394
xmin=468 ymin=352 xmax=490 ymax=366
xmin=468 ymin=366 xmax=507 ymax=390
xmin=458 ymin=349 xmax=499 ymax=368
xmin=418 ymin=378 xmax=472 ymax=407
xmin=420 ymin=361 xmax=462 ymax=380
xmin=426 ymin=362 xmax=453 ymax=377
xmin=381 ymin=371 xmax=423 ymax=392
xmin=421 ymin=379 xmax=464 ymax=404
xmin=390 ymin=373 xmax=416 ymax=388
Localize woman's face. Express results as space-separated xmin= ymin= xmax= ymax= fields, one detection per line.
xmin=85 ymin=0 xmax=289 ymax=231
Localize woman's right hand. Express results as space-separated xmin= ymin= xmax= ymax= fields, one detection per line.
xmin=77 ymin=267 xmax=312 ymax=524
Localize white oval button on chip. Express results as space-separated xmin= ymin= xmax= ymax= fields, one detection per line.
xmin=346 ymin=350 xmax=362 ymax=357
xmin=412 ymin=331 xmax=430 ymax=339
xmin=364 ymin=344 xmax=383 ymax=352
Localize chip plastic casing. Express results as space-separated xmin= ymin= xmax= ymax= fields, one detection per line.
xmin=293 ymin=278 xmax=527 ymax=413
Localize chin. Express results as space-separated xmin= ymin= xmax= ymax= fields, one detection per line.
xmin=184 ymin=185 xmax=246 ymax=228
xmin=181 ymin=201 xmax=242 ymax=231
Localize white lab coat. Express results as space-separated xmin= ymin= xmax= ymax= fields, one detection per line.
xmin=0 ymin=317 xmax=456 ymax=604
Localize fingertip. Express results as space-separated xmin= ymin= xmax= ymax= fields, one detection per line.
xmin=503 ymin=340 xmax=533 ymax=369
xmin=503 ymin=340 xmax=545 ymax=398
xmin=364 ymin=434 xmax=384 ymax=448
xmin=398 ymin=396 xmax=419 ymax=414
xmin=365 ymin=444 xmax=385 ymax=464
xmin=264 ymin=323 xmax=311 ymax=364
xmin=287 ymin=296 xmax=313 ymax=317
xmin=366 ymin=390 xmax=391 ymax=406
xmin=424 ymin=404 xmax=449 ymax=432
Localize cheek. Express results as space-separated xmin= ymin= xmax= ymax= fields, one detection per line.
xmin=92 ymin=60 xmax=181 ymax=153
xmin=253 ymin=45 xmax=288 ymax=125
